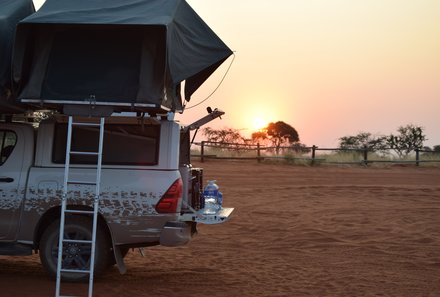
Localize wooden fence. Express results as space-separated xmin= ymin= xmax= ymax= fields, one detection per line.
xmin=193 ymin=141 xmax=440 ymax=166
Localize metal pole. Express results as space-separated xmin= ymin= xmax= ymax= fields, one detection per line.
xmin=257 ymin=143 xmax=261 ymax=163
xmin=56 ymin=116 xmax=73 ymax=297
xmin=363 ymin=146 xmax=368 ymax=166
xmin=416 ymin=148 xmax=420 ymax=166
xmin=201 ymin=141 xmax=205 ymax=163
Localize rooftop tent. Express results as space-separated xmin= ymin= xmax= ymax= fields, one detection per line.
xmin=12 ymin=0 xmax=232 ymax=114
xmin=0 ymin=0 xmax=34 ymax=114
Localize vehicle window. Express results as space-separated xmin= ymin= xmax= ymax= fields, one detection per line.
xmin=53 ymin=123 xmax=160 ymax=165
xmin=0 ymin=131 xmax=17 ymax=166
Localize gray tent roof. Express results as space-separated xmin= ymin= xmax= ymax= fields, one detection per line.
xmin=7 ymin=0 xmax=232 ymax=114
xmin=0 ymin=0 xmax=34 ymax=114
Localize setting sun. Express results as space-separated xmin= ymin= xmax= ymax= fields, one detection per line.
xmin=252 ymin=117 xmax=267 ymax=131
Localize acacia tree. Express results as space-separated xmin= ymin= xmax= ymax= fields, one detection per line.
xmin=202 ymin=127 xmax=245 ymax=145
xmin=387 ymin=124 xmax=426 ymax=158
xmin=338 ymin=132 xmax=387 ymax=152
xmin=253 ymin=121 xmax=300 ymax=155
xmin=250 ymin=131 xmax=268 ymax=145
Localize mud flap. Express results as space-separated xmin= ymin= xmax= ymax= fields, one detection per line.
xmin=112 ymin=245 xmax=127 ymax=274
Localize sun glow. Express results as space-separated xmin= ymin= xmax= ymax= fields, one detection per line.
xmin=252 ymin=117 xmax=267 ymax=131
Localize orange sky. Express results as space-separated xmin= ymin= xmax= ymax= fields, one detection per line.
xmin=180 ymin=0 xmax=440 ymax=147
xmin=33 ymin=0 xmax=440 ymax=147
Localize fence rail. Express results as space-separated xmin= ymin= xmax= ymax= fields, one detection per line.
xmin=192 ymin=141 xmax=440 ymax=166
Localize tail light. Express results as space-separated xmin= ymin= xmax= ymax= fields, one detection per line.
xmin=155 ymin=178 xmax=183 ymax=213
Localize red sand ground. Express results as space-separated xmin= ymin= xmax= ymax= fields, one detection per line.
xmin=1 ymin=161 xmax=440 ymax=297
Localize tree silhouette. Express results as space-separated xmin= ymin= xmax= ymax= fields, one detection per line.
xmin=387 ymin=124 xmax=426 ymax=158
xmin=202 ymin=127 xmax=245 ymax=145
xmin=253 ymin=121 xmax=299 ymax=155
xmin=338 ymin=132 xmax=387 ymax=153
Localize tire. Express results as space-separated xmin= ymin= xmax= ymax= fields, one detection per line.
xmin=39 ymin=215 xmax=112 ymax=282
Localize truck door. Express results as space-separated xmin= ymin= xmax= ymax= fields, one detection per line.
xmin=0 ymin=127 xmax=25 ymax=240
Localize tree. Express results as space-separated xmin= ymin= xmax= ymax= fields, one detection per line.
xmin=290 ymin=142 xmax=311 ymax=154
xmin=32 ymin=110 xmax=57 ymax=123
xmin=427 ymin=145 xmax=440 ymax=156
xmin=253 ymin=121 xmax=300 ymax=155
xmin=202 ymin=127 xmax=245 ymax=145
xmin=250 ymin=131 xmax=267 ymax=144
xmin=386 ymin=124 xmax=427 ymax=158
xmin=338 ymin=132 xmax=387 ymax=152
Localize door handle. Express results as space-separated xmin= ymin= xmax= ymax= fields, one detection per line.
xmin=0 ymin=177 xmax=14 ymax=183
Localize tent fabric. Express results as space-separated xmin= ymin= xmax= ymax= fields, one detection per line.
xmin=0 ymin=0 xmax=34 ymax=114
xmin=10 ymin=0 xmax=232 ymax=113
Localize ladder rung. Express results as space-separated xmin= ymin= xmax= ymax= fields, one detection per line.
xmin=70 ymin=151 xmax=99 ymax=156
xmin=63 ymin=239 xmax=93 ymax=244
xmin=65 ymin=209 xmax=94 ymax=215
xmin=72 ymin=122 xmax=101 ymax=127
xmin=67 ymin=180 xmax=96 ymax=185
xmin=60 ymin=268 xmax=91 ymax=274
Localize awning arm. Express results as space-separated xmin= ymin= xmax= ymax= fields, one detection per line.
xmin=183 ymin=107 xmax=225 ymax=132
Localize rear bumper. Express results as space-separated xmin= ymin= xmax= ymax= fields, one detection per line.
xmin=159 ymin=221 xmax=192 ymax=247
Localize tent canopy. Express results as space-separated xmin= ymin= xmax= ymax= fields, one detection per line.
xmin=5 ymin=0 xmax=232 ymax=114
xmin=0 ymin=0 xmax=34 ymax=114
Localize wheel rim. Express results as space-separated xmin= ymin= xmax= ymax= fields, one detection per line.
xmin=51 ymin=228 xmax=92 ymax=271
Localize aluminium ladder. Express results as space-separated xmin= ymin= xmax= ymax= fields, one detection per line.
xmin=56 ymin=116 xmax=105 ymax=297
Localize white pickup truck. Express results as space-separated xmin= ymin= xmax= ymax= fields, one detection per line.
xmin=0 ymin=112 xmax=233 ymax=281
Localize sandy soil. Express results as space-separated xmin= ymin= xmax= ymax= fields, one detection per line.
xmin=1 ymin=161 xmax=440 ymax=297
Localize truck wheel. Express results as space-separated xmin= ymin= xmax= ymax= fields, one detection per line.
xmin=39 ymin=215 xmax=111 ymax=282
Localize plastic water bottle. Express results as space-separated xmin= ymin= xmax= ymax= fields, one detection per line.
xmin=202 ymin=180 xmax=222 ymax=214
xmin=217 ymin=191 xmax=223 ymax=207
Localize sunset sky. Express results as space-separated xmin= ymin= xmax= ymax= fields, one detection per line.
xmin=33 ymin=0 xmax=440 ymax=147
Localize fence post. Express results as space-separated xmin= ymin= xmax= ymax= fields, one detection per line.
xmin=201 ymin=141 xmax=205 ymax=163
xmin=311 ymin=145 xmax=317 ymax=166
xmin=363 ymin=146 xmax=368 ymax=166
xmin=257 ymin=143 xmax=261 ymax=163
xmin=415 ymin=148 xmax=420 ymax=166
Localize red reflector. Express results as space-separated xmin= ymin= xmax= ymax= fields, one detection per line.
xmin=155 ymin=179 xmax=183 ymax=213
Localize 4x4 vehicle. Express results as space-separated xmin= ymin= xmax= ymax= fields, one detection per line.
xmin=0 ymin=112 xmax=233 ymax=281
